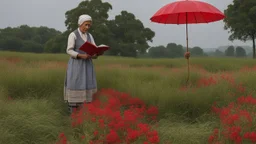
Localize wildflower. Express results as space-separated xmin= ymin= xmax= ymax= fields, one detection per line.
xmin=105 ymin=129 xmax=120 ymax=143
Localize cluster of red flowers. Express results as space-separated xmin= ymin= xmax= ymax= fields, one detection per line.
xmin=180 ymin=73 xmax=246 ymax=95
xmin=209 ymin=94 xmax=256 ymax=144
xmin=240 ymin=66 xmax=256 ymax=72
xmin=197 ymin=74 xmax=237 ymax=88
xmin=57 ymin=88 xmax=160 ymax=144
xmin=177 ymin=71 xmax=254 ymax=144
xmin=56 ymin=133 xmax=67 ymax=144
xmin=197 ymin=76 xmax=218 ymax=87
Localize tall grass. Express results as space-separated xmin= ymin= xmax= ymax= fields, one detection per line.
xmin=1 ymin=51 xmax=256 ymax=143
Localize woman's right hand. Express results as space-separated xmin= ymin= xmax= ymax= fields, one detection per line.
xmin=77 ymin=54 xmax=91 ymax=59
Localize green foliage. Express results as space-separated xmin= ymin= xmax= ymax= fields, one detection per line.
xmin=1 ymin=37 xmax=23 ymax=51
xmin=44 ymin=32 xmax=69 ymax=53
xmin=0 ymin=25 xmax=61 ymax=53
xmin=148 ymin=45 xmax=167 ymax=58
xmin=166 ymin=43 xmax=184 ymax=58
xmin=148 ymin=43 xmax=206 ymax=58
xmin=235 ymin=46 xmax=246 ymax=57
xmin=190 ymin=46 xmax=204 ymax=57
xmin=224 ymin=0 xmax=256 ymax=58
xmin=21 ymin=41 xmax=44 ymax=53
xmin=225 ymin=45 xmax=235 ymax=56
xmin=107 ymin=11 xmax=155 ymax=57
xmin=214 ymin=49 xmax=225 ymax=57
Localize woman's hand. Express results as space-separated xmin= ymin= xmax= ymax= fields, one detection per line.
xmin=184 ymin=52 xmax=190 ymax=59
xmin=92 ymin=54 xmax=98 ymax=59
xmin=77 ymin=54 xmax=91 ymax=59
xmin=97 ymin=51 xmax=104 ymax=56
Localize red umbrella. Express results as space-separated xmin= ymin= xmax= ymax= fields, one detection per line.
xmin=150 ymin=0 xmax=225 ymax=83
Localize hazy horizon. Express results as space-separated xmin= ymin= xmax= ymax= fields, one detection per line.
xmin=0 ymin=0 xmax=252 ymax=49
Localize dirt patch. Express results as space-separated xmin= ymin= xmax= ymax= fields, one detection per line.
xmin=0 ymin=57 xmax=23 ymax=64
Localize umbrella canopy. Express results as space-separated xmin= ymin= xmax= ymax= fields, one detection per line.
xmin=150 ymin=0 xmax=225 ymax=84
xmin=150 ymin=0 xmax=225 ymax=24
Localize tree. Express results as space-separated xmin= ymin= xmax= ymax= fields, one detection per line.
xmin=215 ymin=49 xmax=225 ymax=57
xmin=35 ymin=26 xmax=62 ymax=45
xmin=225 ymin=46 xmax=235 ymax=56
xmin=166 ymin=43 xmax=184 ymax=58
xmin=148 ymin=46 xmax=167 ymax=58
xmin=21 ymin=40 xmax=44 ymax=53
xmin=1 ymin=37 xmax=23 ymax=51
xmin=0 ymin=25 xmax=61 ymax=53
xmin=190 ymin=46 xmax=204 ymax=56
xmin=64 ymin=0 xmax=112 ymax=45
xmin=235 ymin=46 xmax=246 ymax=57
xmin=107 ymin=11 xmax=155 ymax=57
xmin=223 ymin=0 xmax=256 ymax=59
xmin=44 ymin=32 xmax=68 ymax=53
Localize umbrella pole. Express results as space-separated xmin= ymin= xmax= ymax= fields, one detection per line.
xmin=186 ymin=13 xmax=190 ymax=85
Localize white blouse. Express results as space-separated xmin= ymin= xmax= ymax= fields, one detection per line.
xmin=66 ymin=28 xmax=96 ymax=58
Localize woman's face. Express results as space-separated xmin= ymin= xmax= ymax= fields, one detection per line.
xmin=79 ymin=21 xmax=92 ymax=33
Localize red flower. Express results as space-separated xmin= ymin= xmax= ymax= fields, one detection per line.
xmin=94 ymin=131 xmax=98 ymax=137
xmin=148 ymin=135 xmax=160 ymax=143
xmin=105 ymin=129 xmax=120 ymax=143
xmin=126 ymin=129 xmax=140 ymax=142
xmin=65 ymin=89 xmax=161 ymax=144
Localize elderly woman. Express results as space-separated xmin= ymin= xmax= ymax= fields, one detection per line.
xmin=64 ymin=14 xmax=100 ymax=113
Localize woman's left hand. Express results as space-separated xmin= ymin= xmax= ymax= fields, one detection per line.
xmin=92 ymin=54 xmax=98 ymax=59
xmin=97 ymin=51 xmax=104 ymax=56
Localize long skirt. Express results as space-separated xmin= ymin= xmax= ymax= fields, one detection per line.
xmin=64 ymin=57 xmax=97 ymax=112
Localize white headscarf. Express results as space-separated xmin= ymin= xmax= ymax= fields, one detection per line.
xmin=78 ymin=14 xmax=92 ymax=26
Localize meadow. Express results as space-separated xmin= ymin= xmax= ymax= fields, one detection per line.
xmin=0 ymin=51 xmax=256 ymax=144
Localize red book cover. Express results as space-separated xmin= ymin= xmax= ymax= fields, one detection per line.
xmin=79 ymin=41 xmax=110 ymax=56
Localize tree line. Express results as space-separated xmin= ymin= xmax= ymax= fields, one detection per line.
xmin=0 ymin=0 xmax=154 ymax=57
xmin=147 ymin=43 xmax=206 ymax=58
xmin=207 ymin=46 xmax=248 ymax=58
xmin=0 ymin=0 xmax=256 ymax=58
xmin=0 ymin=25 xmax=61 ymax=53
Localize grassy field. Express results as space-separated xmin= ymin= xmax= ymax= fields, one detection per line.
xmin=0 ymin=51 xmax=256 ymax=144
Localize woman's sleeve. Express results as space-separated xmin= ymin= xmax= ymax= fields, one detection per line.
xmin=66 ymin=32 xmax=79 ymax=58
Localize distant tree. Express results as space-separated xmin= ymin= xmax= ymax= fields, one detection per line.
xmin=1 ymin=37 xmax=23 ymax=51
xmin=16 ymin=25 xmax=34 ymax=40
xmin=148 ymin=46 xmax=167 ymax=58
xmin=0 ymin=25 xmax=61 ymax=53
xmin=21 ymin=41 xmax=44 ymax=53
xmin=235 ymin=46 xmax=246 ymax=57
xmin=224 ymin=0 xmax=256 ymax=58
xmin=35 ymin=26 xmax=62 ymax=44
xmin=190 ymin=46 xmax=204 ymax=56
xmin=225 ymin=46 xmax=235 ymax=56
xmin=215 ymin=49 xmax=225 ymax=57
xmin=166 ymin=43 xmax=184 ymax=58
xmin=44 ymin=31 xmax=69 ymax=53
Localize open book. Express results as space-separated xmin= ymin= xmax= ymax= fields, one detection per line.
xmin=79 ymin=41 xmax=110 ymax=56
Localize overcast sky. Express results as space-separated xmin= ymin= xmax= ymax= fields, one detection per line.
xmin=0 ymin=0 xmax=251 ymax=49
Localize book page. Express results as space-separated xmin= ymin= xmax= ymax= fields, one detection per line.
xmin=97 ymin=44 xmax=109 ymax=48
